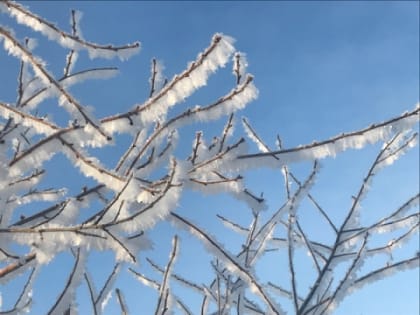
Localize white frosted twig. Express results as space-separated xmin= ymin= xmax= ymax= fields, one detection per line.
xmin=96 ymin=263 xmax=120 ymax=312
xmin=149 ymin=58 xmax=166 ymax=98
xmin=289 ymin=172 xmax=338 ymax=234
xmin=129 ymin=268 xmax=160 ymax=289
xmin=233 ymin=52 xmax=248 ymax=85
xmin=287 ymin=212 xmax=299 ymax=313
xmin=296 ymin=219 xmax=322 ymax=274
xmin=116 ymin=288 xmax=129 ymax=315
xmin=46 ymin=248 xmax=84 ymax=315
xmin=249 ymin=161 xmax=319 ymax=251
xmin=155 ymin=235 xmax=179 ymax=315
xmin=63 ymin=9 xmax=80 ymax=76
xmin=146 ymin=257 xmax=205 ymax=294
xmin=219 ymin=113 xmax=235 ymax=153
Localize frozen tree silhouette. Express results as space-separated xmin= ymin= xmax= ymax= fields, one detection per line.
xmin=0 ymin=2 xmax=418 ymax=314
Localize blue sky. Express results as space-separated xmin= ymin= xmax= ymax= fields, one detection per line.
xmin=0 ymin=1 xmax=419 ymax=314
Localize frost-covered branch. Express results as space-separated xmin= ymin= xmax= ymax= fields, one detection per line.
xmin=0 ymin=26 xmax=111 ymax=139
xmin=155 ymin=235 xmax=179 ymax=315
xmin=238 ymin=106 xmax=419 ymax=165
xmin=170 ymin=211 xmax=285 ymax=315
xmin=1 ymin=1 xmax=140 ymax=59
xmin=1 ymin=2 xmax=418 ymax=314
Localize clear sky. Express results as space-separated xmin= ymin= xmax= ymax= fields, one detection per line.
xmin=0 ymin=1 xmax=419 ymax=314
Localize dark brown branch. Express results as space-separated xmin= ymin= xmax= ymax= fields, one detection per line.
xmin=0 ymin=252 xmax=36 ymax=279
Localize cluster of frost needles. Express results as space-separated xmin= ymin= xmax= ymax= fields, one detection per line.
xmin=0 ymin=1 xmax=418 ymax=314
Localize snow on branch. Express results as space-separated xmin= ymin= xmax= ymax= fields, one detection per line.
xmin=121 ymin=76 xmax=256 ymax=176
xmin=0 ymin=101 xmax=58 ymax=135
xmin=101 ymin=34 xmax=238 ymax=134
xmin=237 ymin=106 xmax=419 ymax=168
xmin=353 ymin=255 xmax=420 ymax=291
xmin=1 ymin=2 xmax=418 ymax=314
xmin=0 ymin=1 xmax=140 ymax=60
xmin=19 ymin=67 xmax=119 ymax=110
xmin=0 ymin=26 xmax=111 ymax=140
